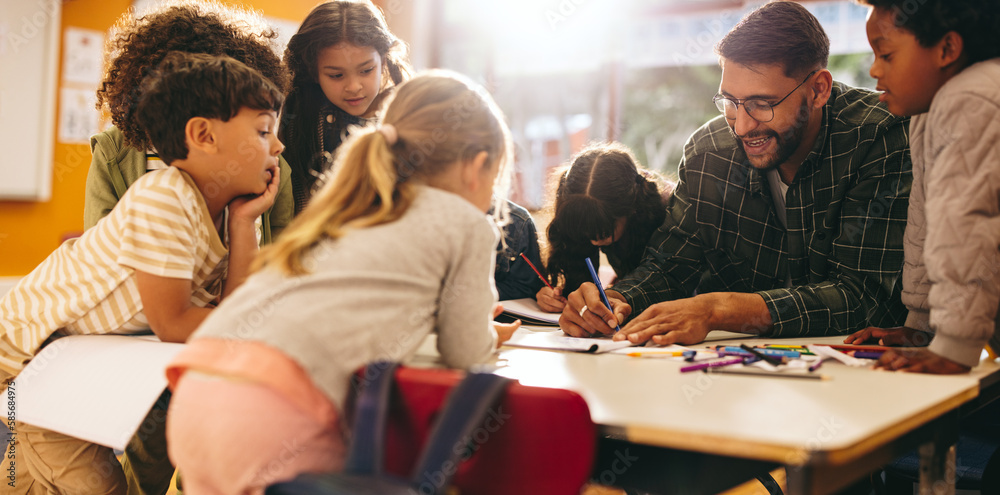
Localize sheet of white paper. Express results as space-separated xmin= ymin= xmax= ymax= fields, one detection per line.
xmin=808 ymin=344 xmax=868 ymax=367
xmin=607 ymin=344 xmax=692 ymax=356
xmin=15 ymin=335 xmax=184 ymax=450
xmin=499 ymin=298 xmax=559 ymax=325
xmin=503 ymin=328 xmax=635 ymax=354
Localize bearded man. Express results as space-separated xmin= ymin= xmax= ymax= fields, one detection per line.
xmin=562 ymin=1 xmax=912 ymax=345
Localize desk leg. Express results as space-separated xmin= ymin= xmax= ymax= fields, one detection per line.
xmin=918 ymin=442 xmax=956 ymax=495
xmin=784 ymin=466 xmax=812 ymax=495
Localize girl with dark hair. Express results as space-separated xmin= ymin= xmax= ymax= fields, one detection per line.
xmin=538 ymin=142 xmax=675 ymax=312
xmin=280 ymin=0 xmax=413 ymax=213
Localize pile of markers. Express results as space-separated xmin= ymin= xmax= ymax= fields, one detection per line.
xmin=628 ymin=343 xmax=889 ymax=381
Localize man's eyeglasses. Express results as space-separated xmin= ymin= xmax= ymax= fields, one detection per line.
xmin=713 ymin=70 xmax=818 ymax=123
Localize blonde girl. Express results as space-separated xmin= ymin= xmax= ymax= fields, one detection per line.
xmin=165 ymin=71 xmax=518 ymax=494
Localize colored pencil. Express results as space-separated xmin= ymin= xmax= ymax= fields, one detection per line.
xmin=680 ymin=357 xmax=745 ymax=373
xmin=815 ymin=343 xmax=892 ymax=353
xmin=704 ymin=368 xmax=830 ymax=380
xmin=520 ymin=253 xmax=554 ymax=291
xmin=585 ymin=258 xmax=621 ymax=333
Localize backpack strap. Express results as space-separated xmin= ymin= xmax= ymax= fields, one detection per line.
xmin=343 ymin=361 xmax=399 ymax=476
xmin=408 ymin=372 xmax=510 ymax=493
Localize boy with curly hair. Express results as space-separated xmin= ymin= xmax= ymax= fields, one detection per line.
xmin=86 ymin=0 xmax=293 ymax=244
xmin=4 ymin=52 xmax=284 ymax=494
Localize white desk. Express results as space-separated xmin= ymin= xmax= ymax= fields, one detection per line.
xmin=412 ymin=332 xmax=1000 ymax=494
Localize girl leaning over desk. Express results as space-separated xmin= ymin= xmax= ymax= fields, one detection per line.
xmin=538 ymin=142 xmax=675 ymax=312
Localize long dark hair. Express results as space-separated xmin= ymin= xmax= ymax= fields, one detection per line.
xmin=545 ymin=142 xmax=671 ymax=293
xmin=279 ymin=0 xmax=413 ymax=211
xmin=258 ymin=71 xmax=513 ymax=275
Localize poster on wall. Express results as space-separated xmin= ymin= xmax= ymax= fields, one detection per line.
xmin=62 ymin=27 xmax=104 ymax=85
xmin=58 ymin=87 xmax=99 ymax=144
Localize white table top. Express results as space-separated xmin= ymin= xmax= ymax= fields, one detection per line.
xmin=411 ymin=331 xmax=1000 ymax=466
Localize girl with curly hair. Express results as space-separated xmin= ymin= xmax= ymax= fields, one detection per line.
xmin=85 ymin=0 xmax=293 ymax=243
xmin=280 ymin=0 xmax=413 ymax=213
xmin=537 ymin=143 xmax=675 ymax=313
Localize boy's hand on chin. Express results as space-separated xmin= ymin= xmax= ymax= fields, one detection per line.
xmin=229 ymin=165 xmax=280 ymax=223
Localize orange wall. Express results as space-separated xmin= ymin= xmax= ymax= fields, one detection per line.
xmin=0 ymin=0 xmax=322 ymax=276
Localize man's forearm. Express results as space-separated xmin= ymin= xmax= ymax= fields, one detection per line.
xmin=609 ymin=289 xmax=772 ymax=335
xmin=700 ymin=292 xmax=773 ymax=335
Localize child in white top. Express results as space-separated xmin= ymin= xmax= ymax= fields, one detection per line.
xmin=846 ymin=0 xmax=1000 ymax=374
xmin=165 ymin=70 xmax=520 ymax=493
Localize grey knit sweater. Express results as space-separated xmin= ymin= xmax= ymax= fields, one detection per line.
xmin=190 ymin=185 xmax=500 ymax=409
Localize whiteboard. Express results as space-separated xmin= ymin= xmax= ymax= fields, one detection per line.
xmin=0 ymin=1 xmax=61 ymax=200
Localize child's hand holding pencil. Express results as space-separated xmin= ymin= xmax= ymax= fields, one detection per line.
xmin=536 ymin=286 xmax=566 ymax=312
xmin=520 ymin=253 xmax=566 ymax=312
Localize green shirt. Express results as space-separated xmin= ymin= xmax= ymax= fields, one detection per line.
xmin=84 ymin=127 xmax=294 ymax=244
xmin=615 ymin=82 xmax=912 ymax=337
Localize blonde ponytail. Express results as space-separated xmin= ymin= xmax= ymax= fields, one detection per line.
xmin=255 ymin=129 xmax=413 ymax=275
xmin=256 ymin=70 xmax=513 ymax=276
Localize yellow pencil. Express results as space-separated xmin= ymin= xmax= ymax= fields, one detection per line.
xmin=627 ymin=351 xmax=686 ymax=357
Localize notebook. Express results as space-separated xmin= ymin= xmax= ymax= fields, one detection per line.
xmin=499 ymin=298 xmax=560 ymax=326
xmin=503 ymin=327 xmax=636 ymax=354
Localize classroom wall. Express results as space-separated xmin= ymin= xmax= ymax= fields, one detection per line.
xmin=0 ymin=0 xmax=327 ymax=277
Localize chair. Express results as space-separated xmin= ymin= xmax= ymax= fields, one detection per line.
xmin=269 ymin=363 xmax=596 ymax=495
xmin=883 ymin=398 xmax=1000 ymax=494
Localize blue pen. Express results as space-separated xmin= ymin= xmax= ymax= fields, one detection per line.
xmin=584 ymin=257 xmax=621 ymax=333
xmin=719 ymin=346 xmax=801 ymax=359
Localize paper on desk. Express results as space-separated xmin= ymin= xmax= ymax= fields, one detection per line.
xmin=808 ymin=344 xmax=867 ymax=367
xmin=499 ymin=298 xmax=559 ymax=325
xmin=608 ymin=344 xmax=692 ymax=356
xmin=503 ymin=328 xmax=636 ymax=353
xmin=14 ymin=335 xmax=184 ymax=450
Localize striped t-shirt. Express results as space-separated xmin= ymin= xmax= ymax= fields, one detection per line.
xmin=0 ymin=167 xmax=228 ymax=382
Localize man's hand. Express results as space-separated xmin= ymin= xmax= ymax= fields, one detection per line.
xmin=875 ymin=348 xmax=971 ymax=374
xmin=559 ymin=283 xmax=630 ymax=337
xmin=844 ymin=326 xmax=933 ymax=347
xmin=536 ymin=286 xmax=566 ymax=313
xmin=612 ymin=296 xmax=714 ymax=345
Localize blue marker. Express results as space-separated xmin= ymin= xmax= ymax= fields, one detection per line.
xmin=718 ymin=346 xmax=801 ymax=359
xmin=585 ymin=257 xmax=621 ymax=333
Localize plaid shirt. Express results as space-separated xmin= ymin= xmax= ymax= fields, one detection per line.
xmin=615 ymin=83 xmax=912 ymax=337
